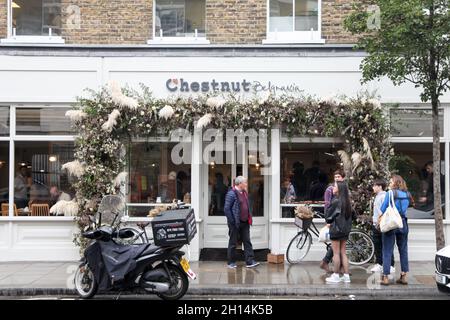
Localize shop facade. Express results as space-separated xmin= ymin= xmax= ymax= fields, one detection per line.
xmin=0 ymin=46 xmax=449 ymax=262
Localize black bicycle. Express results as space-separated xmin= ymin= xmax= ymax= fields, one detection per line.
xmin=286 ymin=211 xmax=374 ymax=266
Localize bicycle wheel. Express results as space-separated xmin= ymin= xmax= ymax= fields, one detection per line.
xmin=114 ymin=227 xmax=146 ymax=245
xmin=286 ymin=231 xmax=312 ymax=264
xmin=346 ymin=229 xmax=374 ymax=265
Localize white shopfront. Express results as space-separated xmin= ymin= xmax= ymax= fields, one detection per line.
xmin=0 ymin=46 xmax=449 ymax=262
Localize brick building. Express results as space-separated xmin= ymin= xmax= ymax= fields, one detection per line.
xmin=0 ymin=0 xmax=449 ymax=262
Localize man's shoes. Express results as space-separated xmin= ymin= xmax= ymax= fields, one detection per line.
xmin=246 ymin=261 xmax=260 ymax=268
xmin=227 ymin=263 xmax=237 ymax=269
xmin=370 ymin=264 xmax=382 ymax=273
xmin=319 ymin=260 xmax=330 ymax=273
xmin=325 ymin=273 xmax=341 ymax=283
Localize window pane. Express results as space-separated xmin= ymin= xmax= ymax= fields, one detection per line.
xmin=14 ymin=141 xmax=75 ymax=216
xmin=390 ymin=143 xmax=445 ymax=219
xmin=128 ymin=142 xmax=191 ymax=217
xmin=16 ymin=107 xmax=73 ymax=135
xmin=248 ymin=153 xmax=265 ymax=217
xmin=12 ymin=0 xmax=61 ymax=36
xmin=280 ymin=143 xmax=342 ymax=218
xmin=390 ymin=108 xmax=444 ymax=137
xmin=270 ymin=0 xmax=293 ymax=32
xmin=0 ymin=142 xmax=9 ymax=216
xmin=0 ymin=107 xmax=9 ymax=136
xmin=155 ymin=0 xmax=206 ymax=37
xmin=295 ymin=0 xmax=318 ymax=31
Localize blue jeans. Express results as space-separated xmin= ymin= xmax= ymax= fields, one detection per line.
xmin=381 ymin=217 xmax=409 ymax=275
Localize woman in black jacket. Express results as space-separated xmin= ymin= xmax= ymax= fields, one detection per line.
xmin=325 ymin=181 xmax=353 ymax=283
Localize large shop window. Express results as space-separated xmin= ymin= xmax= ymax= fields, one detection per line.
xmin=151 ymin=0 xmax=209 ymax=44
xmin=13 ymin=141 xmax=75 ymax=216
xmin=390 ymin=143 xmax=446 ymax=219
xmin=127 ymin=142 xmax=191 ymax=217
xmin=280 ymin=143 xmax=343 ymax=218
xmin=2 ymin=0 xmax=64 ymax=43
xmin=15 ymin=107 xmax=74 ymax=135
xmin=265 ymin=0 xmax=324 ymax=44
xmin=390 ymin=108 xmax=444 ymax=137
xmin=0 ymin=107 xmax=9 ymax=136
xmin=0 ymin=142 xmax=9 ymax=216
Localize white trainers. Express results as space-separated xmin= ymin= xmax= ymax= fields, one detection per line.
xmin=390 ymin=266 xmax=396 ymax=274
xmin=340 ymin=274 xmax=351 ymax=283
xmin=370 ymin=264 xmax=382 ymax=273
xmin=326 ymin=273 xmax=341 ymax=283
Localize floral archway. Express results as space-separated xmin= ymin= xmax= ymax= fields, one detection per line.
xmin=61 ymin=82 xmax=391 ymax=250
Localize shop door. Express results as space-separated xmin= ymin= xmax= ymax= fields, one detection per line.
xmin=203 ymin=141 xmax=269 ymax=249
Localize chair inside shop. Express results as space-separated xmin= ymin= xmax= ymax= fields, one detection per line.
xmin=30 ymin=204 xmax=50 ymax=216
xmin=1 ymin=203 xmax=18 ymax=216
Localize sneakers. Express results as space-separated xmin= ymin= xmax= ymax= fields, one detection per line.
xmin=370 ymin=264 xmax=382 ymax=273
xmin=390 ymin=266 xmax=396 ymax=274
xmin=325 ymin=273 xmax=341 ymax=283
xmin=227 ymin=262 xmax=237 ymax=269
xmin=340 ymin=274 xmax=351 ymax=283
xmin=246 ymin=261 xmax=260 ymax=268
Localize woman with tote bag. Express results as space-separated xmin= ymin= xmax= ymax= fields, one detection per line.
xmin=379 ymin=175 xmax=412 ymax=286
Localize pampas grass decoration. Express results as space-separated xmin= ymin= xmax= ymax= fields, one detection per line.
xmin=65 ymin=110 xmax=87 ymax=122
xmin=101 ymin=109 xmax=121 ymax=132
xmin=362 ymin=138 xmax=376 ymax=170
xmin=351 ymin=152 xmax=362 ymax=173
xmin=62 ymin=160 xmax=85 ymax=178
xmin=337 ymin=150 xmax=352 ymax=177
xmin=196 ymin=113 xmax=213 ymax=129
xmin=206 ymin=96 xmax=226 ymax=109
xmin=114 ymin=171 xmax=128 ymax=187
xmin=50 ymin=200 xmax=78 ymax=216
xmin=159 ymin=105 xmax=175 ymax=120
xmin=108 ymin=80 xmax=139 ymax=110
xmin=367 ymin=98 xmax=382 ymax=109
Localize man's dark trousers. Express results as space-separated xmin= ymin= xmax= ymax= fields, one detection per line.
xmin=227 ymin=221 xmax=254 ymax=265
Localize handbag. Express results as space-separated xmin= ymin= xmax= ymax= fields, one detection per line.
xmin=380 ymin=191 xmax=404 ymax=233
xmin=318 ymin=225 xmax=330 ymax=243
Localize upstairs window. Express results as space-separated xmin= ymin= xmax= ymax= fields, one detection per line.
xmin=264 ymin=0 xmax=324 ymax=44
xmin=1 ymin=0 xmax=64 ymax=43
xmin=149 ymin=0 xmax=209 ymax=44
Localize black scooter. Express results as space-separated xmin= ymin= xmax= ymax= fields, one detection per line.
xmin=74 ymin=222 xmax=196 ymax=300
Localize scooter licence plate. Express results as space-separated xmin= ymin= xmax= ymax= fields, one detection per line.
xmin=180 ymin=258 xmax=197 ymax=280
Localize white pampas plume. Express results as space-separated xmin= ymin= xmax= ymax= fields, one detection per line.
xmin=367 ymin=98 xmax=382 ymax=109
xmin=258 ymin=91 xmax=271 ymax=105
xmin=159 ymin=105 xmax=175 ymax=120
xmin=108 ymin=80 xmax=139 ymax=110
xmin=206 ymin=96 xmax=227 ymax=109
xmin=337 ymin=150 xmax=352 ymax=177
xmin=50 ymin=200 xmax=78 ymax=216
xmin=101 ymin=109 xmax=121 ymax=132
xmin=65 ymin=110 xmax=87 ymax=122
xmin=114 ymin=171 xmax=128 ymax=187
xmin=196 ymin=113 xmax=213 ymax=129
xmin=62 ymin=160 xmax=85 ymax=178
xmin=362 ymin=138 xmax=376 ymax=170
xmin=351 ymin=152 xmax=362 ymax=173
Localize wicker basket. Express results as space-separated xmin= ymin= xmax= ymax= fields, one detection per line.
xmin=294 ymin=216 xmax=313 ymax=231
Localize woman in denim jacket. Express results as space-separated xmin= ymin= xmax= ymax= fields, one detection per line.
xmin=379 ymin=175 xmax=412 ymax=286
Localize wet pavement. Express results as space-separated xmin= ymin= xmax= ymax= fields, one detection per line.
xmin=0 ymin=261 xmax=445 ymax=298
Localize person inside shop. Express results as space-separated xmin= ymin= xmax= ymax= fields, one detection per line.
xmin=28 ymin=183 xmax=50 ymax=209
xmin=281 ymin=176 xmax=297 ymax=204
xmin=304 ymin=160 xmax=322 ymax=196
xmin=309 ymin=173 xmax=329 ymax=201
xmin=210 ymin=172 xmax=228 ymax=216
xmin=224 ymin=176 xmax=259 ymax=269
xmin=14 ymin=165 xmax=29 ymax=208
xmin=49 ymin=185 xmax=72 ymax=207
xmin=319 ymin=169 xmax=346 ymax=273
xmin=418 ymin=161 xmax=445 ymax=211
xmin=292 ymin=161 xmax=306 ymax=200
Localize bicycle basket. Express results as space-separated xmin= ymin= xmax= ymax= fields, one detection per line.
xmin=294 ymin=216 xmax=313 ymax=231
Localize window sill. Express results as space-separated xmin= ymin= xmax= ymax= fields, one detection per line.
xmin=262 ymin=38 xmax=326 ymax=45
xmin=147 ymin=38 xmax=210 ymax=45
xmin=0 ymin=36 xmax=65 ymax=44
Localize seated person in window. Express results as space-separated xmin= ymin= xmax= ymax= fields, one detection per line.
xmin=49 ymin=185 xmax=71 ymax=207
xmin=309 ymin=173 xmax=329 ymax=201
xmin=28 ymin=183 xmax=50 ymax=208
xmin=281 ymin=176 xmax=296 ymax=204
xmin=418 ymin=161 xmax=445 ymax=210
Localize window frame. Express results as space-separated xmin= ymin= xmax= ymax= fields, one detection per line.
xmin=148 ymin=0 xmax=210 ymax=45
xmin=1 ymin=0 xmax=65 ymax=44
xmin=263 ymin=0 xmax=325 ymax=44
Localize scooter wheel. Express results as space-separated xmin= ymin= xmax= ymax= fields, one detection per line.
xmin=157 ymin=265 xmax=189 ymax=301
xmin=74 ymin=264 xmax=98 ymax=299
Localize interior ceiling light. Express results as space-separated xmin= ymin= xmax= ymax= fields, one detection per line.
xmin=12 ymin=2 xmax=20 ymax=9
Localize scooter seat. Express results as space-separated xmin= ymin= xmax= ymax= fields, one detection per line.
xmin=141 ymin=244 xmax=160 ymax=256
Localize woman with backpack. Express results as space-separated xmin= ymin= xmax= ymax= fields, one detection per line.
xmin=325 ymin=181 xmax=353 ymax=283
xmin=379 ymin=175 xmax=411 ymax=286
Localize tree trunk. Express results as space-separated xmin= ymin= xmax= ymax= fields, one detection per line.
xmin=431 ymin=97 xmax=445 ymax=250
